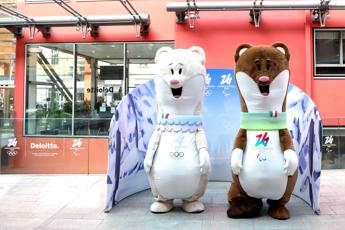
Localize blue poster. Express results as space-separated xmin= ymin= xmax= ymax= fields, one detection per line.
xmin=106 ymin=69 xmax=322 ymax=214
xmin=203 ymin=69 xmax=240 ymax=181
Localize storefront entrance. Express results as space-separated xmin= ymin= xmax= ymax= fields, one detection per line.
xmin=1 ymin=41 xmax=174 ymax=174
xmin=24 ymin=42 xmax=173 ymax=137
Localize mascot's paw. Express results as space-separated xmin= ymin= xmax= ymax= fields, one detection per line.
xmin=283 ymin=149 xmax=298 ymax=176
xmin=182 ymin=200 xmax=205 ymax=213
xmin=231 ymin=148 xmax=243 ymax=175
xmin=227 ymin=196 xmax=263 ymax=218
xmin=268 ymin=205 xmax=290 ymax=220
xmin=199 ymin=148 xmax=211 ymax=175
xmin=150 ymin=200 xmax=173 ymax=213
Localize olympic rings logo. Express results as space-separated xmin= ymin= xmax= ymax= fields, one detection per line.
xmin=170 ymin=151 xmax=184 ymax=160
xmin=7 ymin=150 xmax=18 ymax=157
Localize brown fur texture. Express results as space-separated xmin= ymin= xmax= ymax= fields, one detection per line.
xmin=228 ymin=43 xmax=297 ymax=220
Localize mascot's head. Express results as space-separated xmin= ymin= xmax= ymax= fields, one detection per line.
xmin=234 ymin=43 xmax=290 ymax=113
xmin=154 ymin=46 xmax=206 ymax=115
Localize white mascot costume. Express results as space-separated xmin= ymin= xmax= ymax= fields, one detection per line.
xmin=144 ymin=46 xmax=211 ymax=213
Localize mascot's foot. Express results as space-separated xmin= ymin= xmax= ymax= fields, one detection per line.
xmin=227 ymin=196 xmax=263 ymax=218
xmin=150 ymin=200 xmax=173 ymax=214
xmin=182 ymin=200 xmax=205 ymax=213
xmin=267 ymin=205 xmax=290 ymax=220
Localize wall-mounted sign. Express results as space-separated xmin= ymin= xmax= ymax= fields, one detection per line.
xmin=323 ymin=135 xmax=336 ymax=148
xmin=29 ymin=141 xmax=60 ymax=157
xmin=70 ymin=138 xmax=85 ymax=156
xmin=322 ymin=135 xmax=338 ymax=169
xmin=30 ymin=143 xmax=59 ymax=149
xmin=4 ymin=138 xmax=20 ymax=157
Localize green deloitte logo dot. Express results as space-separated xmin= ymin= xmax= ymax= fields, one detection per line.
xmin=170 ymin=151 xmax=184 ymax=160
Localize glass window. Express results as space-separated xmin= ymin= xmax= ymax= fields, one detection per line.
xmin=322 ymin=128 xmax=345 ymax=169
xmin=24 ymin=42 xmax=174 ymax=137
xmin=127 ymin=43 xmax=174 ymax=92
xmin=0 ymin=88 xmax=14 ymax=137
xmin=0 ymin=29 xmax=16 ymax=82
xmin=25 ymin=44 xmax=74 ymax=135
xmin=343 ymin=32 xmax=345 ymax=64
xmin=74 ymin=43 xmax=124 ymax=136
xmin=315 ymin=31 xmax=340 ymax=65
xmin=314 ymin=30 xmax=345 ymax=77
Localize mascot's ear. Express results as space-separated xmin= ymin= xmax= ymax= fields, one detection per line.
xmin=235 ymin=44 xmax=252 ymax=62
xmin=189 ymin=46 xmax=206 ymax=65
xmin=155 ymin=47 xmax=173 ymax=64
xmin=272 ymin=42 xmax=290 ymax=61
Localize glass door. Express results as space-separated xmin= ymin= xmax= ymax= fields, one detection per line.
xmin=75 ymin=43 xmax=124 ymax=136
xmin=0 ymin=87 xmax=14 ymax=170
xmin=0 ymin=87 xmax=14 ymax=133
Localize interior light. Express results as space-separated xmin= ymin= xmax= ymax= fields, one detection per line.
xmin=28 ymin=47 xmax=42 ymax=53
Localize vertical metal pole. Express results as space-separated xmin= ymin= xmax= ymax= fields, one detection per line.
xmin=123 ymin=43 xmax=128 ymax=96
xmin=340 ymin=31 xmax=343 ymax=65
xmin=72 ymin=44 xmax=76 ymax=136
xmin=23 ymin=45 xmax=27 ymax=136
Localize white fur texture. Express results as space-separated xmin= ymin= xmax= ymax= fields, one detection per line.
xmin=231 ymin=148 xmax=243 ymax=175
xmin=154 ymin=47 xmax=207 ymax=115
xmin=236 ymin=70 xmax=289 ymax=113
xmin=145 ymin=47 xmax=210 ymax=211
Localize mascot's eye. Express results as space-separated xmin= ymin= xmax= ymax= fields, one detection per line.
xmin=178 ymin=68 xmax=182 ymax=75
xmin=255 ymin=60 xmax=261 ymax=71
xmin=266 ymin=60 xmax=272 ymax=70
xmin=171 ymin=69 xmax=174 ymax=75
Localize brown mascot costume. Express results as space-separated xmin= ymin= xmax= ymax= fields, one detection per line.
xmin=227 ymin=43 xmax=298 ymax=220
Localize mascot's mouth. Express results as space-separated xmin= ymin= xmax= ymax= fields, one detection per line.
xmin=171 ymin=87 xmax=183 ymax=99
xmin=258 ymin=84 xmax=270 ymax=96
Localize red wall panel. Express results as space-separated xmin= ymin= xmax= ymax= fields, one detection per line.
xmin=175 ymin=11 xmax=307 ymax=90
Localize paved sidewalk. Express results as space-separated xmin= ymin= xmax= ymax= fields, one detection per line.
xmin=0 ymin=170 xmax=344 ymax=230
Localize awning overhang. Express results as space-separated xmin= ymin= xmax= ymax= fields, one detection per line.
xmin=166 ymin=0 xmax=345 ymax=28
xmin=0 ymin=14 xmax=150 ymax=38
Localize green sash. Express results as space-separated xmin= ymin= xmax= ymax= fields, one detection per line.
xmin=240 ymin=112 xmax=287 ymax=130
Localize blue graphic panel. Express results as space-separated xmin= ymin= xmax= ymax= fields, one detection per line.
xmin=106 ymin=69 xmax=322 ymax=214
xmin=105 ymin=81 xmax=156 ymax=212
xmin=203 ymin=69 xmax=240 ymax=180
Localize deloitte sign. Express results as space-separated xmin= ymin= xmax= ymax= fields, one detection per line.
xmin=30 ymin=143 xmax=59 ymax=149
xmin=86 ymin=87 xmax=114 ymax=93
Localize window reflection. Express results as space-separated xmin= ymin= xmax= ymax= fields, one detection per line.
xmin=315 ymin=31 xmax=340 ymax=65
xmin=75 ymin=44 xmax=124 ymax=136
xmin=25 ymin=44 xmax=74 ymax=135
xmin=25 ymin=42 xmax=174 ymax=137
